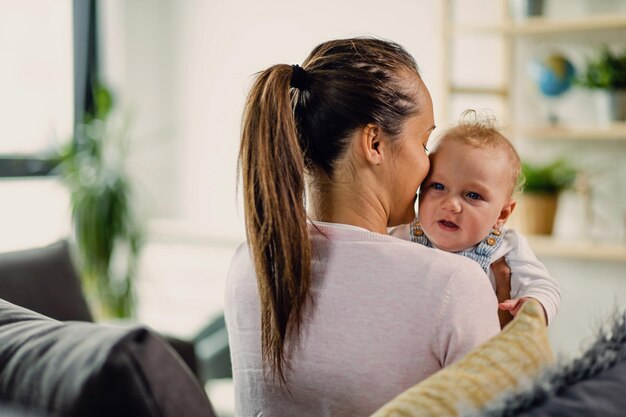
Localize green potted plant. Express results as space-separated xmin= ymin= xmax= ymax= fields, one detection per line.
xmin=578 ymin=45 xmax=626 ymax=123
xmin=519 ymin=159 xmax=577 ymax=235
xmin=55 ymin=83 xmax=143 ymax=319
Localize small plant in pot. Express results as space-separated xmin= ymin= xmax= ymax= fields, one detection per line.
xmin=519 ymin=159 xmax=577 ymax=235
xmin=578 ymin=45 xmax=626 ymax=123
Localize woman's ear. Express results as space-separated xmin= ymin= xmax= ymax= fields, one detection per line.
xmin=494 ymin=199 xmax=516 ymax=229
xmin=358 ymin=123 xmax=384 ymax=165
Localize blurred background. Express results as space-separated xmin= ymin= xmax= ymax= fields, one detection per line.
xmin=0 ymin=1 xmax=625 ymax=415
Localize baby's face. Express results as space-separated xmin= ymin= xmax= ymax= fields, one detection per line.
xmin=418 ymin=141 xmax=515 ymax=252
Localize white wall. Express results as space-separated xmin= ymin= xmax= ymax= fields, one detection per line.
xmin=110 ymin=0 xmax=443 ymax=238
xmin=101 ymin=0 xmax=182 ymax=220
xmin=170 ymin=0 xmax=442 ymax=238
xmin=546 ymin=257 xmax=626 ymax=358
xmin=101 ymin=0 xmax=444 ymax=335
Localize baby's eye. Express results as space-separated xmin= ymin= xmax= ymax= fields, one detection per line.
xmin=431 ymin=183 xmax=444 ymax=191
xmin=466 ymin=191 xmax=482 ymax=200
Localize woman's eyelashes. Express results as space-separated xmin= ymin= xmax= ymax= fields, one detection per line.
xmin=422 ymin=135 xmax=432 ymax=154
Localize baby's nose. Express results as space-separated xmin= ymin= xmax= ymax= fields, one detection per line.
xmin=442 ymin=196 xmax=462 ymax=213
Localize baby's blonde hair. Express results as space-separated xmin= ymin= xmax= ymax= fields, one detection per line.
xmin=432 ymin=110 xmax=522 ymax=197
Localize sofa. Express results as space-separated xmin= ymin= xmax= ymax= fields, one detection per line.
xmin=0 ymin=240 xmax=231 ymax=384
xmin=0 ymin=298 xmax=217 ymax=417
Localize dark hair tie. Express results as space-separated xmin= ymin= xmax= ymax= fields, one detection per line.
xmin=290 ymin=64 xmax=310 ymax=90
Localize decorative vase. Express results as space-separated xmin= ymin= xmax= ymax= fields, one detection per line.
xmin=511 ymin=0 xmax=545 ymax=20
xmin=595 ymin=89 xmax=626 ymax=126
xmin=609 ymin=89 xmax=626 ymax=122
xmin=519 ymin=193 xmax=558 ymax=235
xmin=525 ymin=0 xmax=545 ymax=16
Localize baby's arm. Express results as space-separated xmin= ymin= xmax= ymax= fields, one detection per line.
xmin=494 ymin=229 xmax=560 ymax=325
xmin=499 ymin=297 xmax=546 ymax=321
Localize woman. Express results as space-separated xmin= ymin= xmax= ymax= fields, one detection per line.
xmin=226 ymin=37 xmax=500 ymax=416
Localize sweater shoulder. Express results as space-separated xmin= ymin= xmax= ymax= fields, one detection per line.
xmin=314 ymin=227 xmax=487 ymax=286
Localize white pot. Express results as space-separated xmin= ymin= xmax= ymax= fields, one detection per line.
xmin=510 ymin=0 xmax=545 ymax=20
xmin=609 ymin=89 xmax=626 ymax=122
xmin=595 ymin=89 xmax=626 ymax=126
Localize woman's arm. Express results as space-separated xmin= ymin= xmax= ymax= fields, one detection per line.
xmin=492 ymin=257 xmax=514 ymax=328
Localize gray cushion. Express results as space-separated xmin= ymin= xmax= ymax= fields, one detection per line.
xmin=464 ymin=310 xmax=626 ymax=417
xmin=0 ymin=403 xmax=47 ymax=417
xmin=0 ymin=299 xmax=217 ymax=417
xmin=0 ymin=241 xmax=92 ymax=322
xmin=516 ymin=360 xmax=626 ymax=417
xmin=0 ymin=241 xmax=201 ymax=379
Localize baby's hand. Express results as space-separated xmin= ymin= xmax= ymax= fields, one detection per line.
xmin=500 ymin=297 xmax=549 ymax=325
xmin=498 ymin=297 xmax=531 ymax=316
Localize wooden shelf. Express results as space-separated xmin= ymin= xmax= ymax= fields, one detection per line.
xmin=509 ymin=14 xmax=626 ymax=35
xmin=517 ymin=123 xmax=626 ymax=141
xmin=448 ymin=14 xmax=626 ymax=36
xmin=527 ymin=235 xmax=626 ymax=262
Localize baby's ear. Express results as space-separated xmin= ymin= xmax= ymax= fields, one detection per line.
xmin=495 ymin=199 xmax=516 ymax=228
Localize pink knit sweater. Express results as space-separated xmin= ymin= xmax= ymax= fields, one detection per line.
xmin=225 ymin=222 xmax=499 ymax=416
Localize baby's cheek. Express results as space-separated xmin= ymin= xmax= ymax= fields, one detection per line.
xmin=417 ymin=194 xmax=433 ymax=214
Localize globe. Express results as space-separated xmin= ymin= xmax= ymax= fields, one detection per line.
xmin=532 ymin=54 xmax=576 ymax=97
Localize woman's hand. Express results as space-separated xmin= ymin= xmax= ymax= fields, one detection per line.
xmin=491 ymin=257 xmax=514 ymax=329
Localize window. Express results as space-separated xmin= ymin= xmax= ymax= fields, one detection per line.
xmin=0 ymin=1 xmax=74 ymax=251
xmin=0 ymin=1 xmax=73 ymax=157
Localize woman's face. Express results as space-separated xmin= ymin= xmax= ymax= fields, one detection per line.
xmin=387 ymin=80 xmax=435 ymax=227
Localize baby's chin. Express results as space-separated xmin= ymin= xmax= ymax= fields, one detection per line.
xmin=434 ymin=242 xmax=470 ymax=253
xmin=427 ymin=235 xmax=478 ymax=253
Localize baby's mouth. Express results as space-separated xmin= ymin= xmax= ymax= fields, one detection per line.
xmin=438 ymin=219 xmax=459 ymax=230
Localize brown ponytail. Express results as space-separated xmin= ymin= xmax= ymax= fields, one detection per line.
xmin=239 ymin=65 xmax=310 ymax=383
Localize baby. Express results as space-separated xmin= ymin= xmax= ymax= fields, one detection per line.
xmin=410 ymin=115 xmax=560 ymax=326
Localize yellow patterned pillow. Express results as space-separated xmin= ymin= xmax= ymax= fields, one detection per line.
xmin=371 ymin=299 xmax=554 ymax=417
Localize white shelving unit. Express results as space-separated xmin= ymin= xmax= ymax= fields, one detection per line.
xmin=508 ymin=14 xmax=626 ymax=35
xmin=526 ymin=234 xmax=626 ymax=262
xmin=440 ymin=0 xmax=513 ymax=127
xmin=447 ymin=13 xmax=626 ymax=35
xmin=442 ymin=0 xmax=626 ymax=261
xmin=518 ymin=123 xmax=626 ymax=141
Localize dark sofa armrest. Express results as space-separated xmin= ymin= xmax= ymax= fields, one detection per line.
xmin=0 ymin=299 xmax=217 ymax=417
xmin=0 ymin=241 xmax=92 ymax=322
xmin=163 ymin=334 xmax=199 ymax=379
